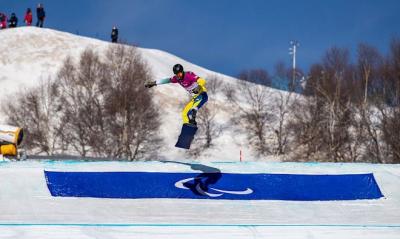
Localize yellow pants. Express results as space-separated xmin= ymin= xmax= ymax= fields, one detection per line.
xmin=181 ymin=92 xmax=208 ymax=124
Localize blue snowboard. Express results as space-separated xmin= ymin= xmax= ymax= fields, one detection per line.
xmin=175 ymin=124 xmax=198 ymax=149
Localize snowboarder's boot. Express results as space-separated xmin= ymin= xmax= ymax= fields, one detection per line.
xmin=188 ymin=109 xmax=197 ymax=126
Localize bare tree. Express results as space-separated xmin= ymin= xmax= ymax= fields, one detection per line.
xmin=273 ymin=91 xmax=296 ymax=155
xmin=303 ymin=64 xmax=324 ymax=96
xmin=226 ymin=76 xmax=273 ymax=156
xmin=1 ymin=79 xmax=65 ymax=155
xmin=356 ymin=103 xmax=383 ymax=163
xmin=388 ymin=38 xmax=400 ymax=105
xmin=357 ymin=43 xmax=382 ymax=104
xmin=377 ymin=38 xmax=400 ymax=106
xmin=289 ymin=47 xmax=356 ymax=162
xmin=206 ymin=74 xmax=224 ymax=93
xmin=287 ymin=95 xmax=325 ymax=161
xmin=238 ymin=69 xmax=272 ymax=86
xmin=56 ymin=50 xmax=107 ymax=157
xmin=354 ymin=44 xmax=385 ymax=163
xmin=380 ymin=106 xmax=400 ymax=163
xmin=378 ymin=38 xmax=400 ymax=163
xmin=56 ymin=46 xmax=161 ymax=159
xmin=102 ymin=44 xmax=160 ymax=160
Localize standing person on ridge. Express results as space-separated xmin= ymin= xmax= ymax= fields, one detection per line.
xmin=36 ymin=3 xmax=45 ymax=28
xmin=0 ymin=13 xmax=7 ymax=29
xmin=8 ymin=13 xmax=18 ymax=28
xmin=24 ymin=8 xmax=33 ymax=26
xmin=111 ymin=26 xmax=118 ymax=43
xmin=145 ymin=64 xmax=208 ymax=126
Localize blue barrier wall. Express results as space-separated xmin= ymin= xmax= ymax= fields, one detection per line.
xmin=44 ymin=171 xmax=383 ymax=201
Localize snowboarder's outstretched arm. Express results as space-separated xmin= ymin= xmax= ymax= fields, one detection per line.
xmin=144 ymin=78 xmax=171 ymax=88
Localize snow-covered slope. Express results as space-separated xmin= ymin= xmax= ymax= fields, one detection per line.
xmin=0 ymin=27 xmax=223 ymax=101
xmin=0 ymin=27 xmax=106 ymax=92
xmin=0 ymin=27 xmax=288 ymax=161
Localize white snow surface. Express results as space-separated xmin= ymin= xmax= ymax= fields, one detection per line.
xmin=0 ymin=160 xmax=399 ymax=238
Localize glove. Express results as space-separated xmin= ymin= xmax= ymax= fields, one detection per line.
xmin=144 ymin=81 xmax=157 ymax=88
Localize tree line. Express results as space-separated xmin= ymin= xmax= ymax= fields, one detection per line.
xmin=231 ymin=38 xmax=400 ymax=163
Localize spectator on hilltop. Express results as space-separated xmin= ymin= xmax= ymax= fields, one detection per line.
xmin=111 ymin=26 xmax=118 ymax=43
xmin=24 ymin=8 xmax=33 ymax=26
xmin=36 ymin=3 xmax=45 ymax=28
xmin=0 ymin=13 xmax=7 ymax=29
xmin=8 ymin=13 xmax=18 ymax=28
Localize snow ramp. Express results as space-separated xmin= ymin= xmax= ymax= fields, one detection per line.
xmin=1 ymin=160 xmax=400 ymax=239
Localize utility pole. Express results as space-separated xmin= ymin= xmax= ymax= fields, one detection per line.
xmin=289 ymin=40 xmax=300 ymax=92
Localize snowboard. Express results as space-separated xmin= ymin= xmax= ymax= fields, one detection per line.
xmin=175 ymin=124 xmax=198 ymax=149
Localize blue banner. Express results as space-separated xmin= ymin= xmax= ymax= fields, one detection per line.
xmin=44 ymin=171 xmax=383 ymax=201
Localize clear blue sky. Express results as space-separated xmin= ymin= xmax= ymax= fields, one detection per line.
xmin=2 ymin=0 xmax=400 ymax=77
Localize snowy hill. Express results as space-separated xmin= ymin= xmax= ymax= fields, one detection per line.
xmin=0 ymin=27 xmax=289 ymax=161
xmin=0 ymin=27 xmax=219 ymax=98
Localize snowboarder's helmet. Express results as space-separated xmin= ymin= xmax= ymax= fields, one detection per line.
xmin=173 ymin=64 xmax=184 ymax=75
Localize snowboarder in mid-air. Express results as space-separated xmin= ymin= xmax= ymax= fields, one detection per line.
xmin=145 ymin=64 xmax=208 ymax=149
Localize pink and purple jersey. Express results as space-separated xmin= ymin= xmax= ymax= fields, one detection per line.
xmin=170 ymin=71 xmax=200 ymax=93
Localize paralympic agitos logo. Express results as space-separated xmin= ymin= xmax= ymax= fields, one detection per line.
xmin=175 ymin=176 xmax=253 ymax=197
